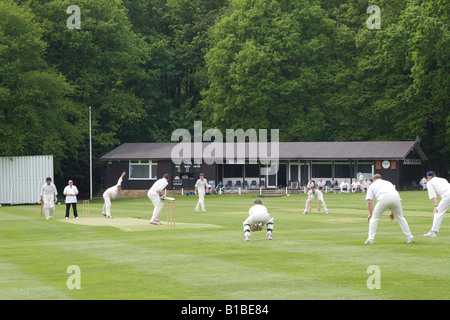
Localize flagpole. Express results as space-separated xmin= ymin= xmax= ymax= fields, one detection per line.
xmin=89 ymin=107 xmax=93 ymax=200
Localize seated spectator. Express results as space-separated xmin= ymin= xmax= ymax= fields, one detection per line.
xmin=351 ymin=179 xmax=361 ymax=193
xmin=340 ymin=179 xmax=350 ymax=193
xmin=317 ymin=178 xmax=325 ymax=192
xmin=215 ymin=181 xmax=224 ymax=194
xmin=307 ymin=179 xmax=315 ymax=191
xmin=362 ymin=178 xmax=371 ymax=192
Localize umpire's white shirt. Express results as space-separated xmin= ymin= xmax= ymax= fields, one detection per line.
xmin=63 ymin=185 xmax=78 ymax=203
xmin=427 ymin=177 xmax=450 ymax=199
xmin=365 ymin=179 xmax=399 ymax=201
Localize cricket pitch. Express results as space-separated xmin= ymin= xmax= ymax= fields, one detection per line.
xmin=60 ymin=217 xmax=222 ymax=232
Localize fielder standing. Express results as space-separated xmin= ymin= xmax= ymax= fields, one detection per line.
xmin=40 ymin=177 xmax=58 ymax=220
xmin=423 ymin=171 xmax=450 ymax=237
xmin=243 ymin=199 xmax=274 ymax=241
xmin=365 ymin=174 xmax=413 ymax=244
xmin=303 ymin=185 xmax=328 ymax=214
xmin=101 ymin=171 xmax=126 ymax=218
xmin=148 ymin=173 xmax=170 ymax=225
xmin=195 ymin=173 xmax=211 ymax=212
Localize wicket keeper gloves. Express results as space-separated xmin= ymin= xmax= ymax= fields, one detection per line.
xmin=250 ymin=223 xmax=264 ymax=232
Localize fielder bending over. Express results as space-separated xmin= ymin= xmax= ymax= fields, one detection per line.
xmin=365 ymin=174 xmax=413 ymax=244
xmin=148 ymin=173 xmax=170 ymax=225
xmin=303 ymin=185 xmax=328 ymax=214
xmin=40 ymin=177 xmax=58 ymax=219
xmin=102 ymin=172 xmax=126 ymax=218
xmin=243 ymin=199 xmax=274 ymax=241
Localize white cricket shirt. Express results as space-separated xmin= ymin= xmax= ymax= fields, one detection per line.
xmin=149 ymin=178 xmax=168 ymax=193
xmin=104 ymin=177 xmax=123 ymax=199
xmin=41 ymin=183 xmax=58 ymax=197
xmin=195 ymin=179 xmax=210 ymax=193
xmin=307 ymin=189 xmax=323 ymax=201
xmin=249 ymin=204 xmax=269 ymax=216
xmin=427 ymin=177 xmax=450 ymax=199
xmin=365 ymin=179 xmax=399 ymax=200
xmin=340 ymin=181 xmax=349 ymax=188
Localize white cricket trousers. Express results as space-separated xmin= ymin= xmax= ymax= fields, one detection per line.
xmin=102 ymin=195 xmax=112 ymax=217
xmin=196 ymin=191 xmax=205 ymax=210
xmin=431 ymin=194 xmax=450 ymax=232
xmin=43 ymin=195 xmax=55 ymax=219
xmin=243 ymin=213 xmax=274 ymax=238
xmin=305 ymin=197 xmax=328 ymax=213
xmin=368 ymin=194 xmax=413 ymax=241
xmin=148 ymin=191 xmax=163 ymax=223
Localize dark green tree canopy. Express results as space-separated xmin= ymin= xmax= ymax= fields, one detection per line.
xmin=1 ymin=0 xmax=448 ymax=194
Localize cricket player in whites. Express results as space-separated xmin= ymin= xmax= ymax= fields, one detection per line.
xmin=148 ymin=173 xmax=170 ymax=225
xmin=243 ymin=199 xmax=274 ymax=241
xmin=303 ymin=185 xmax=328 ymax=214
xmin=102 ymin=171 xmax=126 ymax=218
xmin=423 ymin=171 xmax=450 ymax=237
xmin=40 ymin=177 xmax=58 ymax=219
xmin=365 ymin=174 xmax=413 ymax=244
xmin=195 ymin=173 xmax=211 ymax=211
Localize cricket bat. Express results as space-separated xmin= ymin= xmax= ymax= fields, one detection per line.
xmin=40 ymin=200 xmax=43 ymax=218
xmin=163 ymin=196 xmax=175 ymax=201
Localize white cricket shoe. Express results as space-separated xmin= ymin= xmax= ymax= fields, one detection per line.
xmin=407 ymin=237 xmax=414 ymax=244
xmin=267 ymin=233 xmax=273 ymax=240
xmin=302 ymin=211 xmax=307 ymax=215
xmin=424 ymin=231 xmax=437 ymax=237
xmin=364 ymin=239 xmax=375 ymax=244
xmin=244 ymin=235 xmax=250 ymax=241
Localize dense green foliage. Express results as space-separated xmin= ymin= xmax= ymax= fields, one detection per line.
xmin=0 ymin=0 xmax=448 ymax=193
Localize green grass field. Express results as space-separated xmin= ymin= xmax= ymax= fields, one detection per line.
xmin=0 ymin=191 xmax=448 ymax=300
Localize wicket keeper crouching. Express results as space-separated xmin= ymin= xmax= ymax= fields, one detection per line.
xmin=243 ymin=199 xmax=274 ymax=241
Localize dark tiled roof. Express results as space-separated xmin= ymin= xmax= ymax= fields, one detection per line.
xmin=100 ymin=141 xmax=427 ymax=161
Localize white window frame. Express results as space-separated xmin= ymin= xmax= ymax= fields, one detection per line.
xmin=129 ymin=160 xmax=158 ymax=180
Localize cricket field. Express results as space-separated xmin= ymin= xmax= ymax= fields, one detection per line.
xmin=0 ymin=191 xmax=448 ymax=300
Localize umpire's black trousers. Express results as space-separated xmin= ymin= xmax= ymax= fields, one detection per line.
xmin=65 ymin=203 xmax=78 ymax=218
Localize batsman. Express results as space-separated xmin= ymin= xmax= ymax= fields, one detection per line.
xmin=243 ymin=199 xmax=274 ymax=241
xmin=40 ymin=177 xmax=58 ymax=219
